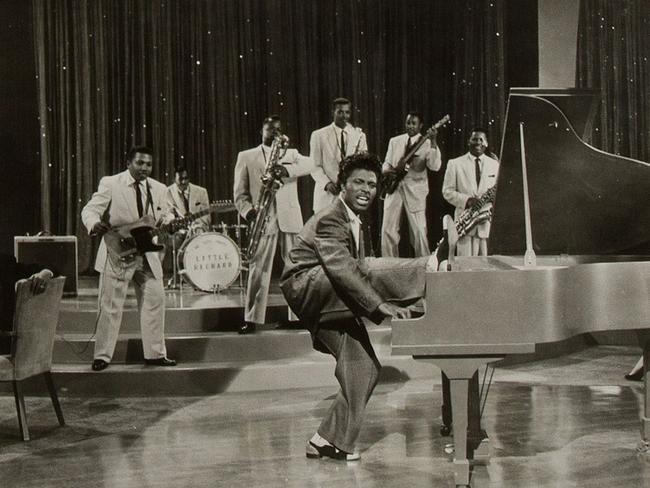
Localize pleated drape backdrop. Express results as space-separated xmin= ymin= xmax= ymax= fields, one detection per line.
xmin=32 ymin=0 xmax=510 ymax=271
xmin=576 ymin=0 xmax=650 ymax=162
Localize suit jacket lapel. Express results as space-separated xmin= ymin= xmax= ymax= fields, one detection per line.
xmin=334 ymin=199 xmax=358 ymax=258
xmin=464 ymin=153 xmax=478 ymax=193
xmin=119 ymin=171 xmax=140 ymax=221
xmin=327 ymin=126 xmax=339 ymax=161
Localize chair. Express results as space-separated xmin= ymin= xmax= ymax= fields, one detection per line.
xmin=0 ymin=276 xmax=66 ymax=440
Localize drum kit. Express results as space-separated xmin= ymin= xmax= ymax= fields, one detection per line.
xmin=167 ymin=211 xmax=249 ymax=293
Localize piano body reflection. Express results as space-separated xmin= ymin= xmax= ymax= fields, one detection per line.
xmin=391 ymin=88 xmax=650 ymax=487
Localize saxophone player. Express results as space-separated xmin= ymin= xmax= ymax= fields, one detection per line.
xmin=233 ymin=115 xmax=314 ymax=334
xmin=310 ymin=97 xmax=368 ymax=213
xmin=442 ymin=129 xmax=499 ymax=256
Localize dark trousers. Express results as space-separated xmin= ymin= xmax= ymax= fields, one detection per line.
xmin=315 ymin=319 xmax=381 ymax=453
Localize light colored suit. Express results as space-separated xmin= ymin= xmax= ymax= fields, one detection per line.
xmin=310 ymin=123 xmax=368 ymax=213
xmin=280 ymin=197 xmax=429 ymax=452
xmin=233 ymin=145 xmax=314 ymax=324
xmin=381 ymin=134 xmax=442 ymax=257
xmin=81 ymin=169 xmax=172 ymax=362
xmin=442 ymin=152 xmax=499 ymax=256
xmin=166 ymin=182 xmax=211 ymax=229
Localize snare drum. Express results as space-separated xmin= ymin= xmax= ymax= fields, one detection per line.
xmin=178 ymin=232 xmax=241 ymax=291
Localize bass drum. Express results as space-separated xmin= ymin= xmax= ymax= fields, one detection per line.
xmin=179 ymin=232 xmax=241 ymax=291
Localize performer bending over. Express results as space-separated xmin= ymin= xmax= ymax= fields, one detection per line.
xmin=233 ymin=116 xmax=314 ymax=334
xmin=280 ymin=152 xmax=453 ymax=461
xmin=381 ymin=111 xmax=442 ymax=257
xmin=81 ymin=146 xmax=176 ymax=371
xmin=442 ymin=129 xmax=499 ymax=256
xmin=310 ymin=97 xmax=368 ymax=213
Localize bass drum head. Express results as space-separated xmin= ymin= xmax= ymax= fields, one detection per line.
xmin=179 ymin=232 xmax=241 ymax=291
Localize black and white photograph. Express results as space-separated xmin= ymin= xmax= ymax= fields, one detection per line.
xmin=0 ymin=0 xmax=649 ymax=486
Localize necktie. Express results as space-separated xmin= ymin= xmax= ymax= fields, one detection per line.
xmin=135 ymin=181 xmax=144 ymax=218
xmin=180 ymin=191 xmax=189 ymax=215
xmin=340 ymin=130 xmax=346 ymax=159
xmin=475 ymin=157 xmax=482 ymax=187
xmin=404 ymin=137 xmax=413 ymax=158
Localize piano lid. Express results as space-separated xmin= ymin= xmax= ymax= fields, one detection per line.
xmin=490 ymin=88 xmax=650 ymax=255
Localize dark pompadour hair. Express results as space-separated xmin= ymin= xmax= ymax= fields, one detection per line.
xmin=332 ymin=97 xmax=352 ymax=109
xmin=337 ymin=151 xmax=382 ymax=188
xmin=126 ymin=145 xmax=153 ymax=161
xmin=174 ymin=164 xmax=188 ymax=175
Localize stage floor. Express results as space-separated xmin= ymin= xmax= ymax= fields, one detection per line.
xmin=0 ymin=345 xmax=648 ymax=487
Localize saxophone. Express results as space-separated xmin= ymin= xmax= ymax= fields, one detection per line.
xmin=246 ymin=132 xmax=290 ymax=260
xmin=455 ymin=185 xmax=497 ymax=237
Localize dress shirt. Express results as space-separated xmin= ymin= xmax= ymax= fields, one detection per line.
xmin=339 ymin=195 xmax=361 ymax=254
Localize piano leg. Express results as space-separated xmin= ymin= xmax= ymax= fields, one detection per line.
xmin=440 ymin=371 xmax=484 ymax=454
xmin=423 ymin=356 xmax=503 ymax=487
xmin=642 ymin=341 xmax=650 ymax=445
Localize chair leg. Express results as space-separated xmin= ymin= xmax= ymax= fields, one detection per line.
xmin=43 ymin=371 xmax=65 ymax=426
xmin=12 ymin=380 xmax=29 ymax=441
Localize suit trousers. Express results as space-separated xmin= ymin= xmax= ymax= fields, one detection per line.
xmin=316 ymin=320 xmax=381 ymax=453
xmin=94 ymin=255 xmax=167 ymax=362
xmin=246 ymin=222 xmax=297 ymax=324
xmin=312 ymin=256 xmax=429 ymax=451
xmin=456 ymin=235 xmax=488 ymax=257
xmin=381 ymin=187 xmax=429 ymax=257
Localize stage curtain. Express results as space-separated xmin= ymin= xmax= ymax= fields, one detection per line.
xmin=32 ymin=0 xmax=507 ymax=270
xmin=576 ymin=0 xmax=650 ymax=162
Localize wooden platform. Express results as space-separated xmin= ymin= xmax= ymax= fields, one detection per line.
xmin=35 ymin=277 xmax=435 ymax=395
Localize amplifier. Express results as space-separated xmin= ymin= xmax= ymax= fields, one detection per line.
xmin=14 ymin=235 xmax=78 ymax=296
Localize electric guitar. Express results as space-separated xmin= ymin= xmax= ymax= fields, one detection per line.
xmin=380 ymin=114 xmax=451 ymax=198
xmin=103 ymin=200 xmax=235 ymax=262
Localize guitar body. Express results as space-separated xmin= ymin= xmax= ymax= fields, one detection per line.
xmin=103 ymin=200 xmax=236 ymax=261
xmin=103 ymin=215 xmax=163 ymax=262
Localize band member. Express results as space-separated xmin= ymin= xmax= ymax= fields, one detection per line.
xmin=310 ymin=97 xmax=368 ymax=213
xmin=442 ymin=129 xmax=499 ymax=256
xmin=0 ymin=254 xmax=55 ymax=354
xmin=81 ymin=145 xmax=176 ymax=371
xmin=381 ymin=112 xmax=442 ymax=257
xmin=165 ymin=164 xmax=211 ymax=230
xmin=233 ymin=116 xmax=314 ymax=334
xmin=280 ymin=152 xmax=453 ymax=461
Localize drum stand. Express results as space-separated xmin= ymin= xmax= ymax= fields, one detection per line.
xmin=166 ymin=231 xmax=186 ymax=290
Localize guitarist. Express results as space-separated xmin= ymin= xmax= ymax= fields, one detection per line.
xmin=81 ymin=145 xmax=177 ymax=371
xmin=380 ymin=112 xmax=442 ymax=257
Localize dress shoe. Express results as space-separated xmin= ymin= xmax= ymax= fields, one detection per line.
xmin=238 ymin=322 xmax=256 ymax=334
xmin=144 ymin=357 xmax=177 ymax=367
xmin=625 ymin=369 xmax=644 ymax=382
xmin=306 ymin=441 xmax=360 ymax=461
xmin=91 ymin=359 xmax=109 ymax=371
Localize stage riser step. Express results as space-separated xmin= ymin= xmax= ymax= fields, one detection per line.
xmin=52 ymin=328 xmax=395 ymax=364
xmin=0 ymin=358 xmax=437 ymax=397
xmin=57 ymin=306 xmax=289 ymax=334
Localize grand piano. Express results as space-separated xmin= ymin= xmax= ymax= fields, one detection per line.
xmin=391 ymin=88 xmax=650 ymax=487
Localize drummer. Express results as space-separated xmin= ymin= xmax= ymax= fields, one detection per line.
xmin=165 ymin=164 xmax=212 ymax=231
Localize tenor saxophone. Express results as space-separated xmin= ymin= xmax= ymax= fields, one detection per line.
xmin=455 ymin=185 xmax=497 ymax=237
xmin=246 ymin=132 xmax=290 ymax=260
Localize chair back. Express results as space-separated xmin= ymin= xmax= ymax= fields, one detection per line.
xmin=11 ymin=277 xmax=66 ymax=380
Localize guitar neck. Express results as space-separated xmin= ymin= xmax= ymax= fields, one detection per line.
xmin=161 ymin=202 xmax=232 ymax=233
xmin=394 ymin=115 xmax=449 ymax=172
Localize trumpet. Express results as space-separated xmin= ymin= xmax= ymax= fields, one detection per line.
xmin=247 ymin=131 xmax=290 ymax=260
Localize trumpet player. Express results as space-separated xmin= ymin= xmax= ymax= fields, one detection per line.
xmin=310 ymin=97 xmax=368 ymax=213
xmin=442 ymin=129 xmax=499 ymax=256
xmin=233 ymin=115 xmax=314 ymax=334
